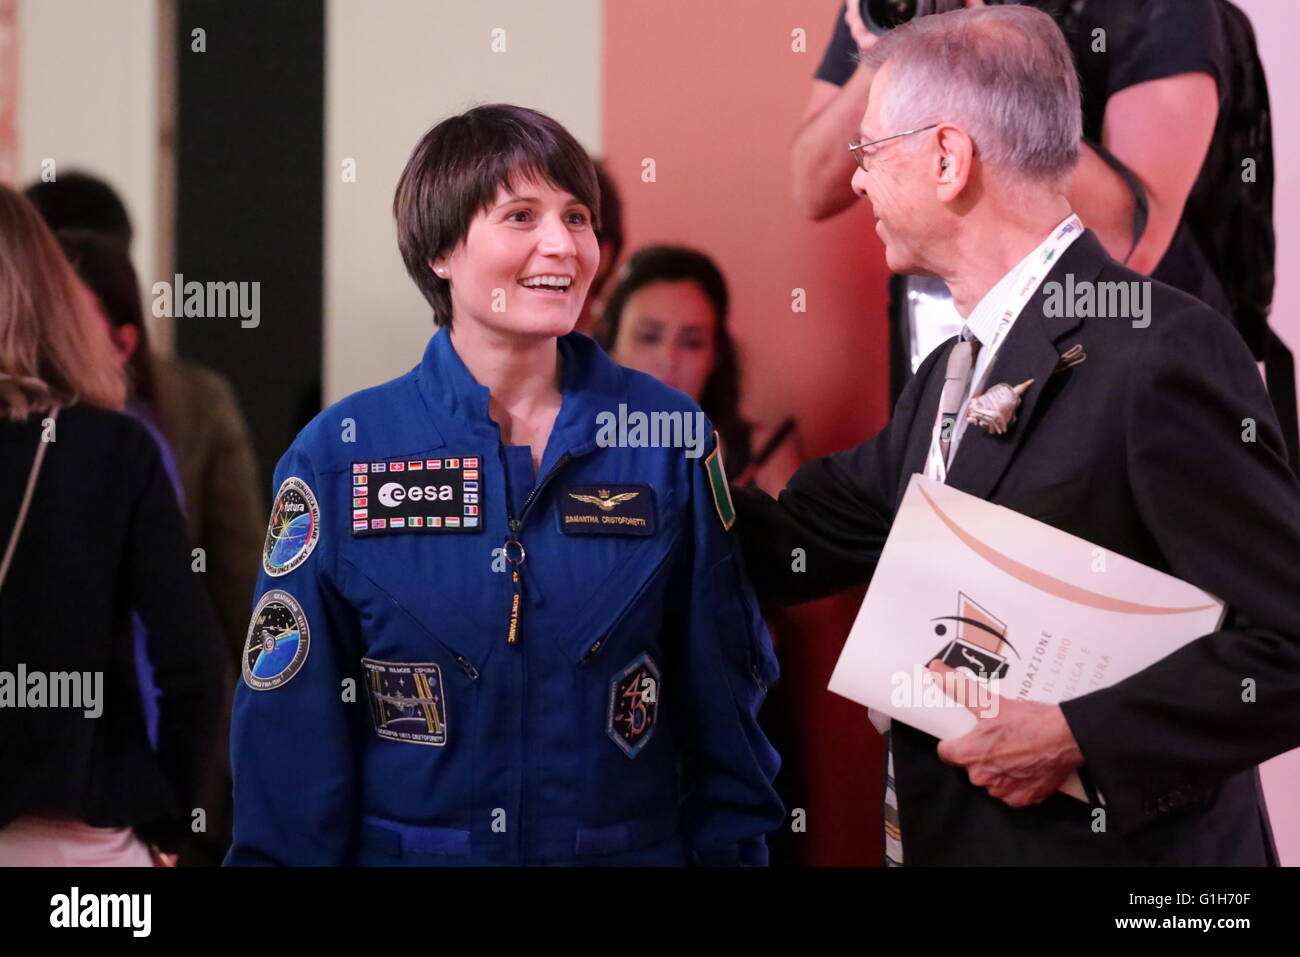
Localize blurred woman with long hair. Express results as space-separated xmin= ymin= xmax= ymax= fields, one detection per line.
xmin=0 ymin=184 xmax=224 ymax=865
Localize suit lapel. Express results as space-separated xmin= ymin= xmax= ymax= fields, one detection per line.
xmin=925 ymin=230 xmax=1109 ymax=502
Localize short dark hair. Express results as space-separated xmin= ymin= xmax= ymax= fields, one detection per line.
xmin=24 ymin=171 xmax=134 ymax=246
xmin=596 ymin=245 xmax=742 ymax=433
xmin=393 ymin=104 xmax=601 ymax=328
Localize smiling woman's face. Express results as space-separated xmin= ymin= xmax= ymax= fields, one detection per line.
xmin=609 ymin=280 xmax=718 ymax=401
xmin=433 ymin=173 xmax=600 ymax=341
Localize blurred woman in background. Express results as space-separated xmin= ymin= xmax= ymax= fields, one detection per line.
xmin=0 ymin=184 xmax=224 ymax=865
xmin=598 ymin=244 xmax=801 ymax=495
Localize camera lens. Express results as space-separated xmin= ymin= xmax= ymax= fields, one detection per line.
xmin=862 ymin=0 xmax=919 ymax=36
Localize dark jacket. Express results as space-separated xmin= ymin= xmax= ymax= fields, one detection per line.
xmin=734 ymin=230 xmax=1300 ymax=865
xmin=0 ymin=404 xmax=226 ymax=852
xmin=153 ymin=357 xmax=264 ymax=664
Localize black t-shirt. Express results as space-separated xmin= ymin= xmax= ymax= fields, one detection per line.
xmin=814 ymin=0 xmax=1228 ymax=100
xmin=813 ymin=0 xmax=1237 ymax=318
xmin=1068 ymin=0 xmax=1226 ymax=140
xmin=1063 ymin=0 xmax=1234 ymax=319
xmin=814 ymin=4 xmax=858 ymax=87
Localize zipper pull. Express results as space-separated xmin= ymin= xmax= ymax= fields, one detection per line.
xmin=504 ymin=538 xmax=526 ymax=645
xmin=456 ymin=655 xmax=480 ymax=680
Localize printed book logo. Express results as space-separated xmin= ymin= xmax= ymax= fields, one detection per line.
xmin=930 ymin=592 xmax=1019 ymax=680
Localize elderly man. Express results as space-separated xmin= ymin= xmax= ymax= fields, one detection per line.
xmin=734 ymin=4 xmax=1300 ymax=865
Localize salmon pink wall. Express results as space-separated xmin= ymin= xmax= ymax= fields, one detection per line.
xmin=604 ymin=0 xmax=893 ymax=865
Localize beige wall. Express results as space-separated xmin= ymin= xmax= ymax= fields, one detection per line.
xmin=16 ymin=0 xmax=161 ymax=347
xmin=1234 ymin=0 xmax=1300 ymax=868
xmin=323 ymin=0 xmax=602 ymax=403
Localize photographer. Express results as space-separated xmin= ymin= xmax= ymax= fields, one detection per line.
xmin=794 ymin=1 xmax=1294 ymax=470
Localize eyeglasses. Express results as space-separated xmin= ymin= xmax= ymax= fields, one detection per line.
xmin=848 ymin=123 xmax=940 ymax=172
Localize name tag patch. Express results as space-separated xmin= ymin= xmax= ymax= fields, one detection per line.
xmin=362 ymin=659 xmax=448 ymax=747
xmin=350 ymin=457 xmax=482 ymax=535
xmin=560 ymin=484 xmax=655 ymax=536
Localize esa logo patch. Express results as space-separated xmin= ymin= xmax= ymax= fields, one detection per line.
xmin=362 ymin=659 xmax=448 ymax=746
xmin=263 ymin=477 xmax=321 ymax=576
xmin=350 ymin=457 xmax=482 ymax=535
xmin=242 ymin=590 xmax=311 ymax=691
xmin=607 ymin=653 xmax=660 ymax=758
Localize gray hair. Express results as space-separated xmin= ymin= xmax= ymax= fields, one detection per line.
xmin=860 ymin=5 xmax=1081 ymax=184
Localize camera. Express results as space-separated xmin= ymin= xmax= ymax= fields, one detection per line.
xmin=859 ymin=0 xmax=1072 ymax=36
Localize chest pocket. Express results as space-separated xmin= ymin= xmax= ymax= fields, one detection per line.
xmin=340 ymin=533 xmax=506 ymax=672
xmin=546 ymin=526 xmax=682 ymax=665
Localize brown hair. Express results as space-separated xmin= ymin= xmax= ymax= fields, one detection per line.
xmin=596 ymin=245 xmax=743 ymax=436
xmin=393 ymin=104 xmax=601 ymax=328
xmin=57 ymin=228 xmax=158 ymax=408
xmin=0 ymin=184 xmax=125 ymax=420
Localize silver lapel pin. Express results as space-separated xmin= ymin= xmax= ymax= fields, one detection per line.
xmin=965 ymin=345 xmax=1085 ymax=436
xmin=966 ymin=379 xmax=1034 ymax=435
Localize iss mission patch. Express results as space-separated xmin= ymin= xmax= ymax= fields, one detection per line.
xmin=362 ymin=659 xmax=449 ymax=747
xmin=242 ymin=590 xmax=311 ymax=691
xmin=350 ymin=457 xmax=483 ymax=535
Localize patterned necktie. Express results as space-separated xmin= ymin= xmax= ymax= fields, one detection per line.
xmin=938 ymin=332 xmax=982 ymax=466
xmin=887 ymin=330 xmax=984 ymax=867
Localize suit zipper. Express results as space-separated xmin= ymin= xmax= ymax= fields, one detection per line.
xmin=498 ymin=447 xmax=571 ymax=863
xmin=498 ymin=450 xmax=571 ymax=646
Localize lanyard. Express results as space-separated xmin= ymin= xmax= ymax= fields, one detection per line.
xmin=984 ymin=214 xmax=1083 ymax=358
xmin=926 ymin=214 xmax=1084 ymax=484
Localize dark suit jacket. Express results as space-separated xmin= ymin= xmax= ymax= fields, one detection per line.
xmin=734 ymin=230 xmax=1300 ymax=865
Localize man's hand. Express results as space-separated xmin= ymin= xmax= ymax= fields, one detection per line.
xmin=843 ymin=0 xmax=878 ymax=56
xmin=928 ymin=660 xmax=1084 ymax=808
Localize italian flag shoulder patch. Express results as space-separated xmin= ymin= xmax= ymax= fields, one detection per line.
xmin=704 ymin=429 xmax=735 ymax=531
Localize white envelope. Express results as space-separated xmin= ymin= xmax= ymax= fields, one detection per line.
xmin=829 ymin=473 xmax=1226 ymax=801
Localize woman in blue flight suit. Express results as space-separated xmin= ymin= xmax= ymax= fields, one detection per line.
xmin=226 ymin=104 xmax=783 ymax=866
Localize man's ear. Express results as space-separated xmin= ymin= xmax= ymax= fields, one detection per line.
xmin=934 ymin=124 xmax=974 ymax=201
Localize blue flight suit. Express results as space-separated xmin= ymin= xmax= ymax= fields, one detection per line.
xmin=225 ymin=329 xmax=782 ymax=865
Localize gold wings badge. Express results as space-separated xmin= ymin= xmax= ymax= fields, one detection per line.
xmin=568 ymin=490 xmax=640 ymax=512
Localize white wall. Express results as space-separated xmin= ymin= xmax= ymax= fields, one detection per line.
xmin=1233 ymin=0 xmax=1300 ymax=867
xmin=16 ymin=0 xmax=160 ymax=346
xmin=323 ymin=0 xmax=602 ymax=403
